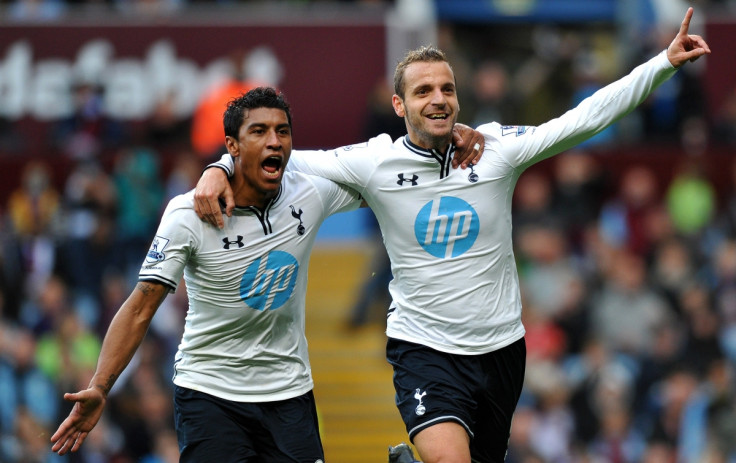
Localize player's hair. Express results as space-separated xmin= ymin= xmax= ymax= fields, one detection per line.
xmin=223 ymin=86 xmax=292 ymax=138
xmin=393 ymin=45 xmax=453 ymax=100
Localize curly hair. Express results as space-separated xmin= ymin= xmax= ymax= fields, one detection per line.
xmin=223 ymin=86 xmax=292 ymax=139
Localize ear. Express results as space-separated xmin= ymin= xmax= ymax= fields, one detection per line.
xmin=225 ymin=136 xmax=240 ymax=158
xmin=392 ymin=94 xmax=405 ymax=117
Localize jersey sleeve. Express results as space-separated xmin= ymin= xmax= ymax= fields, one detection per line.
xmin=206 ymin=153 xmax=234 ymax=177
xmin=205 ymin=135 xmax=387 ymax=197
xmin=287 ymin=134 xmax=391 ymax=193
xmin=482 ymin=50 xmax=677 ymax=169
xmin=305 ymin=174 xmax=362 ymax=217
xmin=139 ymin=196 xmax=198 ymax=291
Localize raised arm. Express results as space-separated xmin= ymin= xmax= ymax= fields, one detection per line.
xmin=50 ymin=281 xmax=168 ymax=455
xmin=666 ymin=7 xmax=711 ymax=68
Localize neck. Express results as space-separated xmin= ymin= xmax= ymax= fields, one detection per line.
xmin=230 ymin=180 xmax=276 ymax=211
xmin=408 ymin=134 xmax=452 ymax=152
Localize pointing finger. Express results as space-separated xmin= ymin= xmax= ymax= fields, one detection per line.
xmin=679 ymin=7 xmax=693 ymax=37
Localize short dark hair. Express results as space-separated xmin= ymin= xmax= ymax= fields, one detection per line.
xmin=223 ymin=87 xmax=292 ymax=139
xmin=393 ymin=46 xmax=452 ymax=99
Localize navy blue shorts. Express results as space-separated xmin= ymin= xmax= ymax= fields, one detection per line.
xmin=174 ymin=386 xmax=324 ymax=463
xmin=387 ymin=337 xmax=526 ymax=463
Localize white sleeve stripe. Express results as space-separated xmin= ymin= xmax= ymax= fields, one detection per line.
xmin=139 ymin=276 xmax=178 ymax=291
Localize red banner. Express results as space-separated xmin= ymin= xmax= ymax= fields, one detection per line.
xmin=0 ymin=22 xmax=386 ymax=151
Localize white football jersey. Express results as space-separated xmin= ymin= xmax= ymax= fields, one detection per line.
xmin=140 ymin=171 xmax=360 ymax=402
xmin=213 ymin=51 xmax=676 ymax=355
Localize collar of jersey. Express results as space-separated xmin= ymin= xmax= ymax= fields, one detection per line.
xmin=402 ymin=135 xmax=456 ymax=161
xmin=233 ymin=184 xmax=283 ymax=213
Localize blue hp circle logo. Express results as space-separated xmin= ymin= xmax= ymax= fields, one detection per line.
xmin=414 ymin=197 xmax=479 ymax=258
xmin=240 ymin=251 xmax=298 ymax=311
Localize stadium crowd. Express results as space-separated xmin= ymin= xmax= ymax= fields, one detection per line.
xmin=1 ymin=2 xmax=736 ymax=462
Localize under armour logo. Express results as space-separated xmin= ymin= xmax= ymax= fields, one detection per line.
xmin=223 ymin=236 xmax=244 ymax=249
xmin=290 ymin=205 xmax=306 ymax=235
xmin=468 ymin=164 xmax=478 ymax=183
xmin=397 ymin=173 xmax=418 ymax=186
xmin=414 ymin=388 xmax=427 ymax=416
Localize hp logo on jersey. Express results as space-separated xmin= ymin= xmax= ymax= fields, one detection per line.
xmin=240 ymin=251 xmax=298 ymax=311
xmin=414 ymin=197 xmax=479 ymax=258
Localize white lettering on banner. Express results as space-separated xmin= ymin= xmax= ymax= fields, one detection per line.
xmin=0 ymin=39 xmax=239 ymax=121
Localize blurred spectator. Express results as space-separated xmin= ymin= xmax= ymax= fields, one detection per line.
xmin=506 ymin=405 xmax=546 ymax=463
xmin=517 ymin=224 xmax=582 ymax=322
xmin=521 ymin=303 xmax=567 ymax=364
xmin=513 ymin=171 xmax=560 ymax=243
xmin=599 ymin=165 xmax=662 ymax=257
xmin=700 ymin=360 xmax=736 ymax=461
xmin=7 ymin=161 xmax=60 ymax=238
xmin=588 ymin=404 xmax=647 ymax=463
xmin=468 ymin=59 xmax=519 ymax=127
xmin=716 ymin=158 xmax=736 ymax=239
xmin=5 ymin=161 xmax=61 ymax=300
xmin=649 ymin=237 xmax=698 ymax=312
xmin=713 ymin=86 xmax=736 ymax=146
xmin=679 ymin=358 xmax=736 ymax=463
xmin=163 ymin=149 xmax=203 ymax=201
xmin=679 ymin=285 xmax=725 ymax=377
xmin=666 ymin=159 xmax=716 ymax=238
xmin=710 ymin=239 xmax=736 ymax=323
xmin=645 ymin=368 xmax=699 ymax=449
xmin=0 ymin=327 xmax=59 ymax=460
xmin=361 ymin=78 xmax=406 ymax=141
xmin=590 ymin=249 xmax=674 ymax=356
xmin=141 ymin=428 xmax=180 ymax=463
xmin=105 ymin=338 xmax=173 ymax=461
xmin=633 ymin=320 xmax=686 ymax=423
xmin=517 ymin=219 xmax=591 ymax=356
xmin=112 ymin=147 xmax=164 ymax=283
xmin=564 ymin=337 xmax=639 ymax=444
xmin=145 ymin=90 xmax=192 ymax=152
xmin=708 ymin=239 xmax=736 ymax=362
xmin=523 ymin=360 xmax=575 ymax=461
xmin=35 ymin=309 xmax=101 ymax=393
xmin=55 ymin=160 xmax=119 ymax=329
xmin=550 ymin=150 xmax=608 ymax=252
xmin=436 ymin=23 xmax=474 ymax=125
xmin=18 ymin=274 xmax=70 ymax=337
xmin=49 ymin=79 xmax=128 ymax=161
xmin=1 ymin=408 xmax=64 ymax=462
xmin=190 ymin=46 xmax=283 ymax=161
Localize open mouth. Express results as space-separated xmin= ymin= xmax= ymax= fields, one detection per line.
xmin=426 ymin=113 xmax=449 ymax=120
xmin=262 ymin=156 xmax=283 ymax=177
